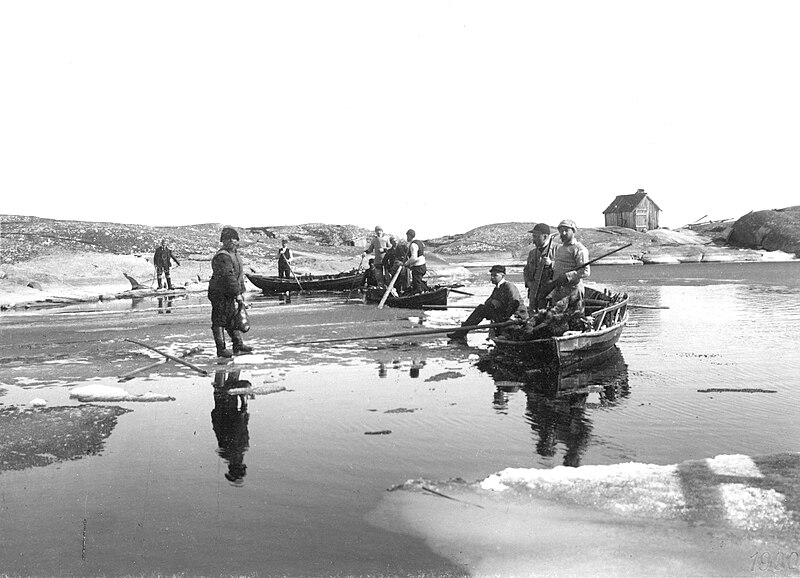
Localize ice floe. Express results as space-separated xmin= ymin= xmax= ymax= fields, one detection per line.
xmin=69 ymin=384 xmax=175 ymax=402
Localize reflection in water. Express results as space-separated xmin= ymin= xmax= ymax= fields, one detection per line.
xmin=157 ymin=296 xmax=174 ymax=314
xmin=478 ymin=348 xmax=630 ymax=467
xmin=212 ymin=370 xmax=251 ymax=485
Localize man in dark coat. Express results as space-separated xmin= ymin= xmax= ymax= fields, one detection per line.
xmin=448 ymin=265 xmax=528 ymax=340
xmin=522 ymin=223 xmax=556 ymax=311
xmin=277 ymin=239 xmax=293 ymax=278
xmin=153 ymin=239 xmax=180 ymax=290
xmin=207 ymin=227 xmax=253 ymax=357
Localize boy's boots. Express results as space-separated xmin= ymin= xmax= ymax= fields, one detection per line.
xmin=228 ymin=329 xmax=254 ymax=355
xmin=213 ymin=327 xmax=233 ymax=358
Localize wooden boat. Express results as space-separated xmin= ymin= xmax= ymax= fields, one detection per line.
xmin=247 ymin=270 xmax=363 ymax=293
xmin=364 ymin=286 xmax=450 ymax=309
xmin=491 ymin=287 xmax=629 ymax=370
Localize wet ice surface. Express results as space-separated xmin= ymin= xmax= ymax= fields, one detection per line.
xmin=0 ymin=262 xmax=799 ymax=576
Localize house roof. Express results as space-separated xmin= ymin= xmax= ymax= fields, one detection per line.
xmin=602 ymin=190 xmax=661 ymax=214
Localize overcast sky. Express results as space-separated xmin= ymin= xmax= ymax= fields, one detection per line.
xmin=2 ymin=1 xmax=798 ymax=239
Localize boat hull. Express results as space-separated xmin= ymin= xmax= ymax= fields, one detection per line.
xmin=492 ymin=288 xmax=628 ymax=370
xmin=247 ymin=271 xmax=362 ymax=293
xmin=364 ymin=287 xmax=449 ymax=308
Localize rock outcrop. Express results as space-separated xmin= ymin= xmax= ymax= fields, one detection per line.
xmin=728 ymin=206 xmax=800 ymax=257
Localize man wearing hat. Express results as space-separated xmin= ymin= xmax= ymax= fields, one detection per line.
xmin=543 ymin=219 xmax=590 ymax=314
xmin=448 ymin=265 xmax=528 ymax=341
xmin=523 ymin=223 xmax=556 ymax=311
xmin=207 ymin=226 xmax=253 ymax=358
xmin=362 ymin=226 xmax=390 ymax=282
xmin=153 ymin=238 xmax=180 ymax=290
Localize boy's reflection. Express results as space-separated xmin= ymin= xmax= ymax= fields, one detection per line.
xmin=212 ymin=370 xmax=251 ymax=485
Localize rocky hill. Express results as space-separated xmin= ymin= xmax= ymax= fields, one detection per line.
xmin=727 ymin=206 xmax=800 ymax=255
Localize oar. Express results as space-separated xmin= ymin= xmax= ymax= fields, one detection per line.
xmin=423 ymin=305 xmax=475 ymax=309
xmin=377 ymin=266 xmax=403 ymax=309
xmin=118 ymin=346 xmax=202 ymax=382
xmin=448 ymin=288 xmax=474 ymax=297
xmin=287 ymin=263 xmax=303 ymax=291
xmin=284 ymin=319 xmax=522 ymax=346
xmin=124 ymin=338 xmax=209 ymax=376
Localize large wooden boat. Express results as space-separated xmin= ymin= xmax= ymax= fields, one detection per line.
xmin=246 ymin=270 xmax=363 ymax=293
xmin=491 ymin=287 xmax=628 ymax=370
xmin=364 ymin=285 xmax=451 ymax=308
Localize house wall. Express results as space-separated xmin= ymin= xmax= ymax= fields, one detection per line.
xmin=604 ymin=198 xmax=660 ymax=230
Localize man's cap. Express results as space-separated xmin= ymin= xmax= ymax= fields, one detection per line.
xmin=528 ymin=223 xmax=551 ymax=235
xmin=374 ymin=225 xmax=383 ymax=232
xmin=220 ymin=226 xmax=240 ymax=242
xmin=557 ymin=219 xmax=577 ymax=231
xmin=406 ymin=229 xmax=416 ymax=237
xmin=281 ymin=238 xmax=288 ymax=243
xmin=489 ymin=265 xmax=506 ymax=274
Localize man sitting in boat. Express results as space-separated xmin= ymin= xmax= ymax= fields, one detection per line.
xmin=361 ymin=258 xmax=383 ymax=288
xmin=447 ymin=265 xmax=528 ymax=341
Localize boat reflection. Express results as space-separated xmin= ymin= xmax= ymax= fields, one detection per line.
xmin=478 ymin=347 xmax=629 ymax=467
xmin=211 ymin=370 xmax=251 ymax=486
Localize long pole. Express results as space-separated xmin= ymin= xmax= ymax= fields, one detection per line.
xmin=284 ymin=319 xmax=522 ymax=346
xmin=287 ymin=262 xmax=303 ymax=291
xmin=577 ymin=243 xmax=634 ymax=269
xmin=118 ymin=346 xmax=202 ymax=382
xmin=124 ymin=338 xmax=209 ymax=376
xmin=377 ymin=266 xmax=403 ymax=309
xmin=531 ymin=233 xmax=556 ymax=307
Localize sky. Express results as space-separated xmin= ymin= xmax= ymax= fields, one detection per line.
xmin=2 ymin=1 xmax=799 ymax=239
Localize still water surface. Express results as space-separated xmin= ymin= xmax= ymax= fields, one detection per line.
xmin=0 ymin=261 xmax=798 ymax=576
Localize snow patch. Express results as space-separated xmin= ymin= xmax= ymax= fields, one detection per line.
xmin=719 ymin=483 xmax=792 ymax=531
xmin=706 ymin=454 xmax=763 ymax=478
xmin=70 ymin=384 xmax=175 ymax=402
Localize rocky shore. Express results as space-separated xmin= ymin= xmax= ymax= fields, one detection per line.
xmin=1 ymin=210 xmax=797 ymax=310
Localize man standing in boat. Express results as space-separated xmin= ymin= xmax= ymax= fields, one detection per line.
xmin=277 ymin=239 xmax=293 ymax=279
xmin=544 ymin=219 xmax=590 ymax=315
xmin=402 ymin=229 xmax=429 ymax=294
xmin=153 ymin=238 xmax=180 ymax=290
xmin=362 ymin=226 xmax=389 ymax=282
xmin=448 ymin=265 xmax=528 ymax=341
xmin=522 ymin=223 xmax=556 ymax=311
xmin=208 ymin=227 xmax=254 ymax=358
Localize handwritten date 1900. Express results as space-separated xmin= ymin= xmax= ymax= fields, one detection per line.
xmin=750 ymin=550 xmax=798 ymax=572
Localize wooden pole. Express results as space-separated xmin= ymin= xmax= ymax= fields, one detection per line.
xmin=377 ymin=266 xmax=403 ymax=309
xmin=287 ymin=263 xmax=303 ymax=291
xmin=124 ymin=338 xmax=209 ymax=376
xmin=284 ymin=319 xmax=522 ymax=346
xmin=118 ymin=346 xmax=202 ymax=382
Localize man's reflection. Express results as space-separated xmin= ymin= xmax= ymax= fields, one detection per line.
xmin=157 ymin=295 xmax=174 ymax=314
xmin=478 ymin=348 xmax=629 ymax=467
xmin=212 ymin=370 xmax=251 ymax=485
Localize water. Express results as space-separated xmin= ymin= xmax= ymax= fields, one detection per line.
xmin=0 ymin=261 xmax=798 ymax=576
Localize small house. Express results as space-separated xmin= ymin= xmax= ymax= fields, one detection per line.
xmin=602 ymin=189 xmax=661 ymax=231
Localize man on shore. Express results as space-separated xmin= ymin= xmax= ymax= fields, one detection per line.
xmin=153 ymin=239 xmax=180 ymax=290
xmin=448 ymin=265 xmax=528 ymax=341
xmin=207 ymin=227 xmax=253 ymax=358
xmin=522 ymin=223 xmax=556 ymax=311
